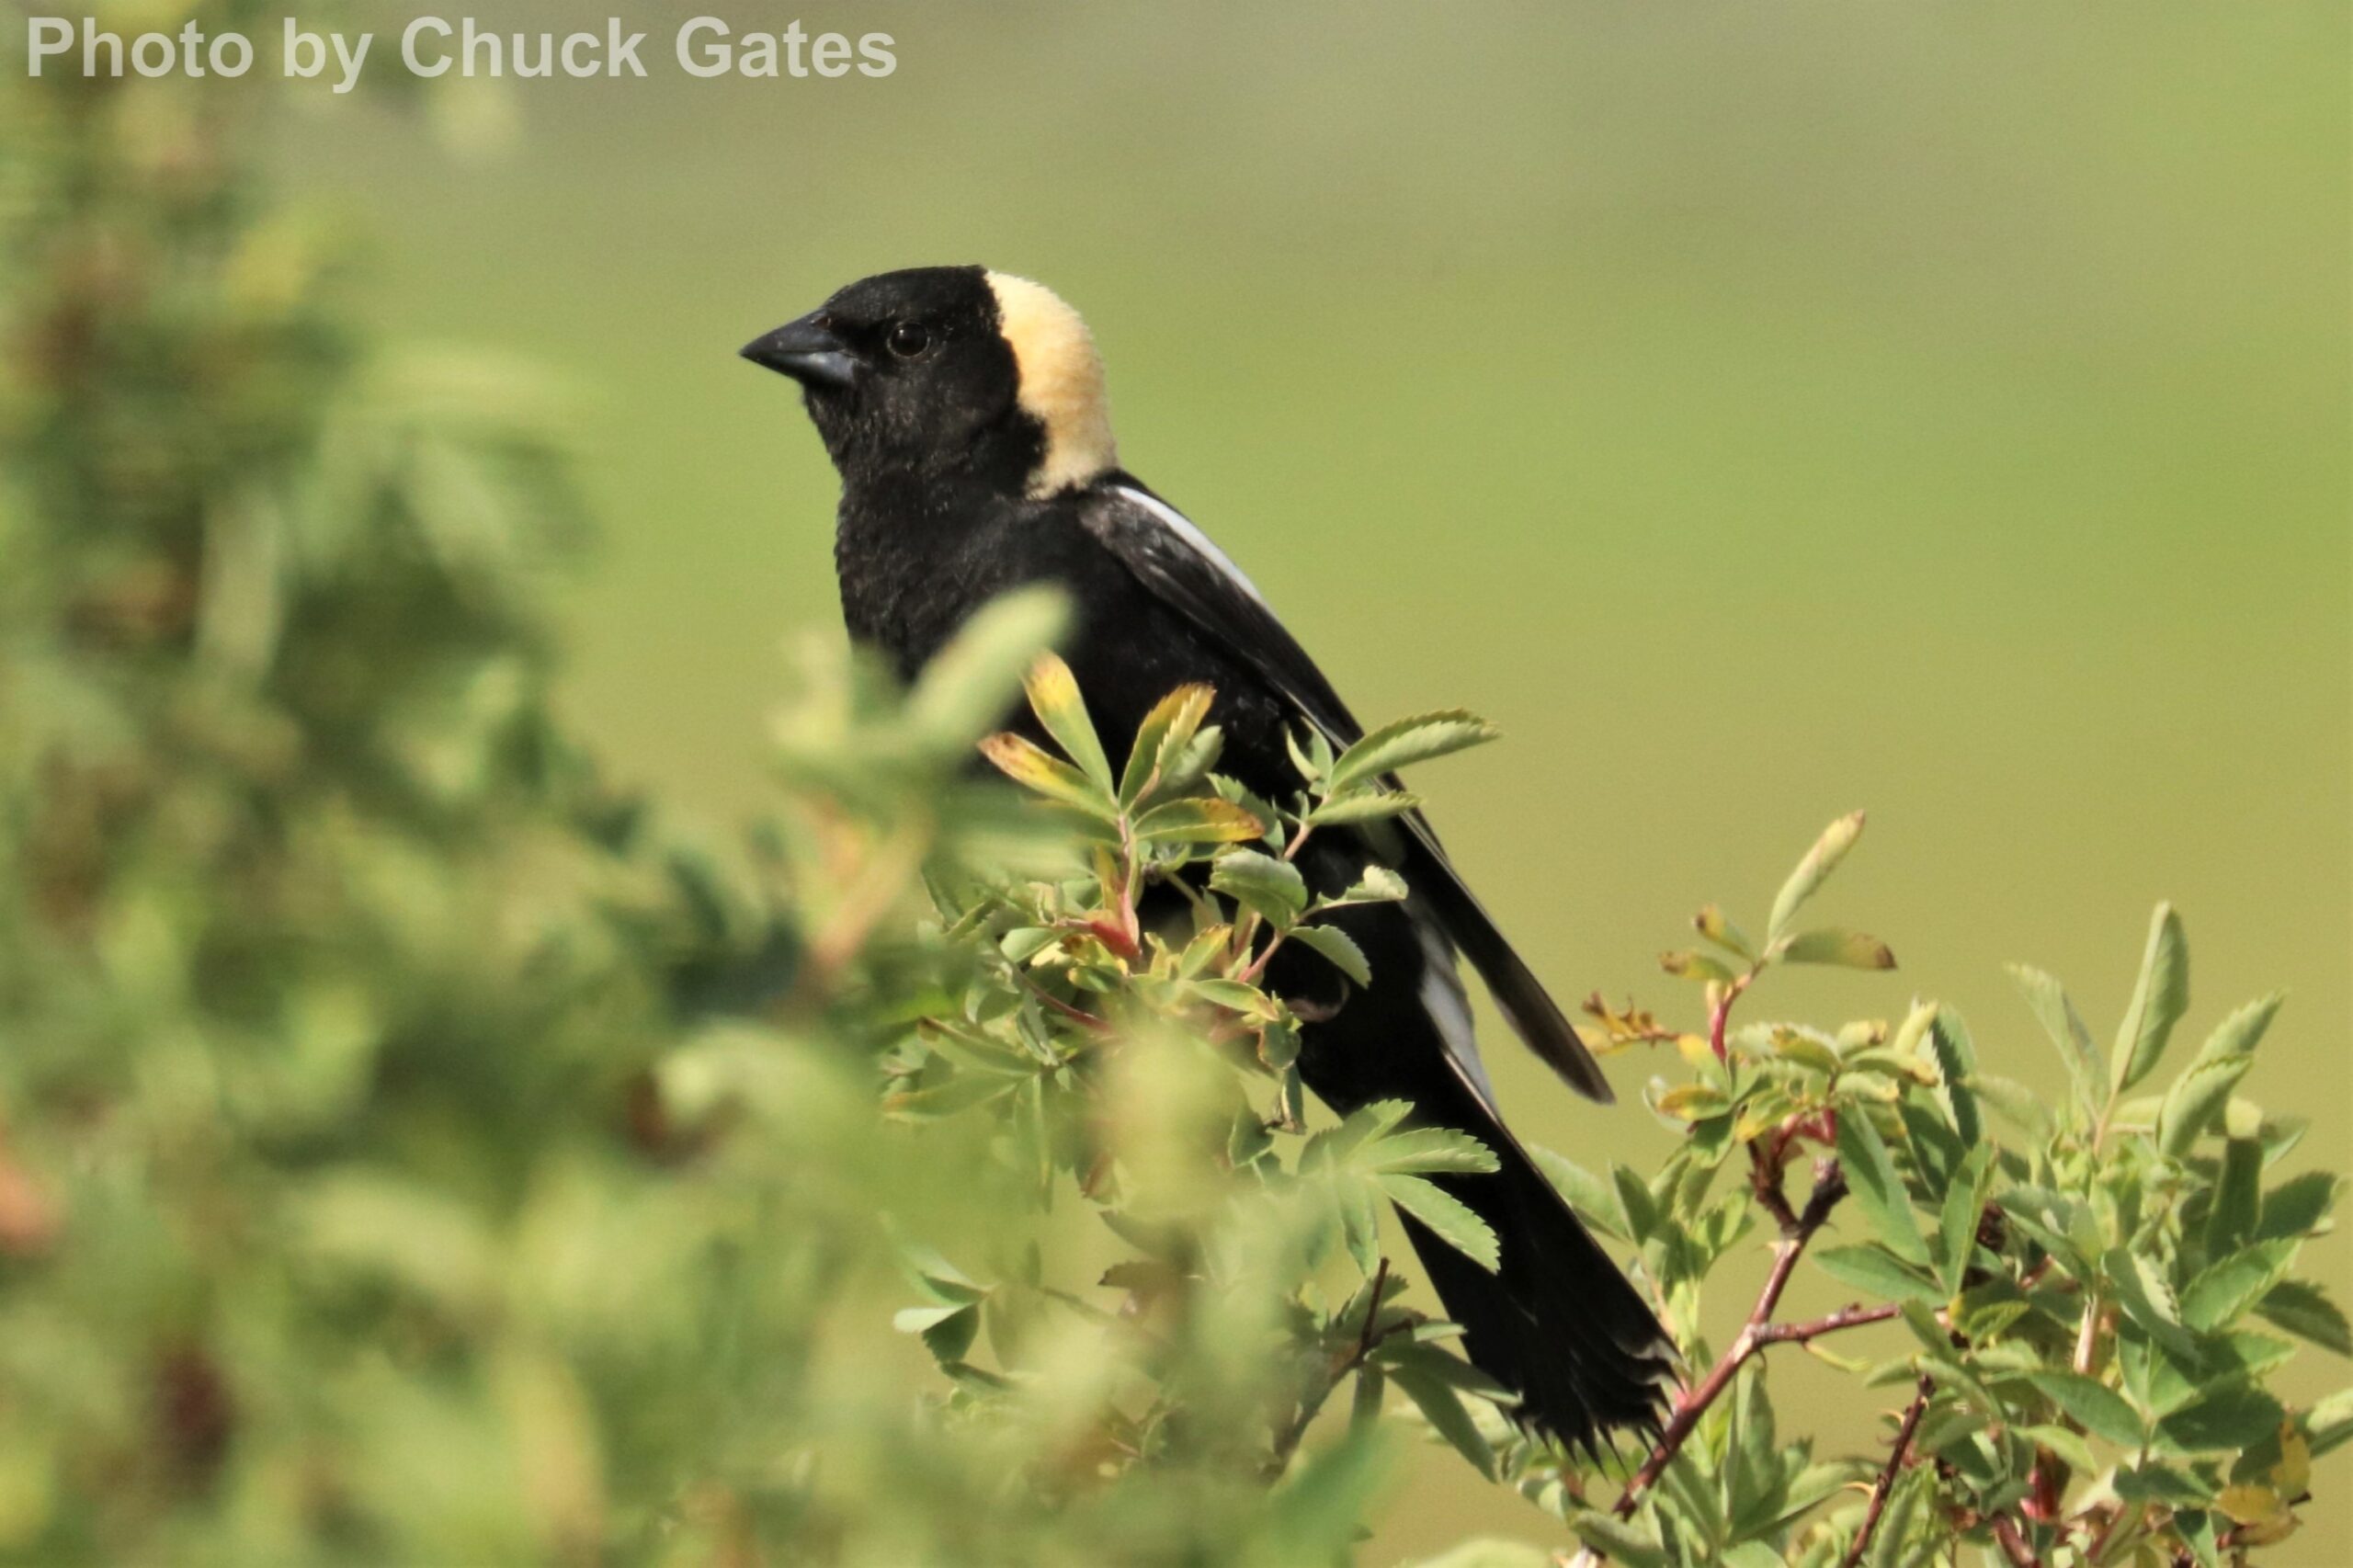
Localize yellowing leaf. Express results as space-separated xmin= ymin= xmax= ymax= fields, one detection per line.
xmin=1654 ymin=1083 xmax=1727 ymax=1122
xmin=1021 ymin=653 xmax=1112 ymax=791
xmin=1767 ymin=811 xmax=1865 ymax=941
xmin=978 ymin=733 xmax=1113 ymax=816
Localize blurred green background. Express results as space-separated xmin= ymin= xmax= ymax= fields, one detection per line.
xmin=275 ymin=2 xmax=2348 ymax=1557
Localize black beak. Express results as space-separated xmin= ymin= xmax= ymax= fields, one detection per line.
xmin=741 ymin=312 xmax=859 ymax=390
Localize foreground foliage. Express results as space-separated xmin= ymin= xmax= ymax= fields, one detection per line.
xmin=1 ymin=12 xmax=2342 ymax=1565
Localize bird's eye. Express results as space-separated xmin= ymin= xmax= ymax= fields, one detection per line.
xmin=886 ymin=323 xmax=931 ymax=359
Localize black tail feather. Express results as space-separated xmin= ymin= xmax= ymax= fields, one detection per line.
xmin=1398 ymin=1129 xmax=1673 ymax=1451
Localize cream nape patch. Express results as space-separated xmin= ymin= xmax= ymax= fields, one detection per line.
xmin=985 ymin=272 xmax=1118 ymax=497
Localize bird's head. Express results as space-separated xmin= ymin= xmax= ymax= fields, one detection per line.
xmin=743 ymin=266 xmax=1117 ymax=500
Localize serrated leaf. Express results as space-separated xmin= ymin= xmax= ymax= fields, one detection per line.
xmin=1836 ymin=1110 xmax=1928 ymax=1266
xmin=1366 ymin=1127 xmax=1500 ymax=1177
xmin=1133 ymin=796 xmax=1266 ymax=847
xmin=2256 ymin=1172 xmax=2341 ymax=1241
xmin=2207 ymin=1134 xmax=2263 ymax=1256
xmin=2157 ymin=1052 xmax=2255 ymax=1156
xmin=1778 ymin=928 xmax=1896 ymax=970
xmin=1532 ymin=1147 xmax=1628 ymax=1242
xmin=2256 ymin=1279 xmax=2352 ymax=1357
xmin=2191 ymin=992 xmax=2284 ymax=1069
xmin=1306 ymin=787 xmax=1426 ymax=827
xmin=1120 ymin=682 xmax=1215 ymax=805
xmin=1288 ymin=923 xmax=1371 ymax=986
xmin=2181 ymin=1240 xmax=2300 ymax=1335
xmin=1209 ymin=849 xmax=1308 ymax=927
xmin=2007 ymin=962 xmax=2099 ymax=1117
xmin=1767 ymin=811 xmax=1866 ymax=942
xmin=2106 ymin=1246 xmax=2191 ymax=1352
xmin=1381 ymin=1175 xmax=1499 ymax=1272
xmin=1389 ymin=1360 xmax=1496 ymax=1479
xmin=1327 ymin=710 xmax=1499 ymax=793
xmin=1936 ymin=1143 xmax=1995 ymax=1294
xmin=1813 ymin=1244 xmax=1946 ymax=1305
xmin=1925 ymin=1009 xmax=1982 ymax=1148
xmin=1970 ymin=1072 xmax=2050 ymax=1140
xmin=2111 ymin=903 xmax=2189 ymax=1095
xmin=978 ymin=732 xmax=1115 ymax=815
xmin=2158 ymin=1380 xmax=2284 ymax=1454
xmin=2023 ymin=1370 xmax=2144 ymax=1447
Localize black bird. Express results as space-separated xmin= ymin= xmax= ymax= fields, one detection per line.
xmin=744 ymin=266 xmax=1669 ymax=1449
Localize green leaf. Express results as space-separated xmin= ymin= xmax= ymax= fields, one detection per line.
xmin=1326 ymin=710 xmax=1500 ymax=794
xmin=1813 ymin=1244 xmax=1946 ymax=1305
xmin=2023 ymin=1370 xmax=2144 ymax=1447
xmin=1132 ymin=796 xmax=1266 ymax=846
xmin=1365 ymin=1127 xmax=1499 ymax=1177
xmin=1836 ymin=1110 xmax=1928 ymax=1266
xmin=2306 ymin=1385 xmax=2353 ymax=1456
xmin=2156 ymin=1379 xmax=2284 ymax=1454
xmin=1381 ymin=1175 xmax=1500 ymax=1272
xmin=2256 ymin=1171 xmax=2342 ymax=1241
xmin=1120 ymin=683 xmax=1214 ymax=806
xmin=2189 ymin=991 xmax=2284 ymax=1070
xmin=2110 ymin=903 xmax=2189 ymax=1095
xmin=2180 ymin=1240 xmax=2300 ymax=1335
xmin=978 ymin=732 xmax=1114 ymax=815
xmin=894 ymin=1302 xmax=982 ymax=1364
xmin=1767 ymin=811 xmax=1866 ymax=942
xmin=2105 ymin=1246 xmax=2192 ymax=1353
xmin=1926 ymin=1008 xmax=1983 ymax=1149
xmin=1659 ymin=949 xmax=1738 ymax=984
xmin=1306 ymin=787 xmax=1426 ymax=827
xmin=2207 ymin=1134 xmax=2263 ymax=1256
xmin=1532 ymin=1147 xmax=1628 ymax=1242
xmin=2007 ymin=962 xmax=2099 ymax=1117
xmin=1936 ymin=1143 xmax=1995 ymax=1295
xmin=2255 ymin=1278 xmax=2352 ymax=1357
xmin=1388 ymin=1360 xmax=1496 ymax=1479
xmin=1320 ymin=864 xmax=1410 ymax=910
xmin=1288 ymin=923 xmax=1370 ymax=986
xmin=1568 ymin=1512 xmax=1668 ymax=1568
xmin=1777 ymin=928 xmax=1896 ymax=970
xmin=1613 ymin=1163 xmax=1661 ymax=1245
xmin=905 ymin=585 xmax=1067 ymax=749
xmin=1209 ymin=849 xmax=1308 ymax=927
xmin=1694 ymin=903 xmax=1756 ymax=960
xmin=1020 ymin=651 xmax=1112 ymax=791
xmin=2018 ymin=1424 xmax=2099 ymax=1477
xmin=2157 ymin=1052 xmax=2254 ymax=1156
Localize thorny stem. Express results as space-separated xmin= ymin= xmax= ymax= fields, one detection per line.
xmin=1839 ymin=1374 xmax=1936 ymax=1568
xmin=1614 ymin=1159 xmax=1860 ymax=1517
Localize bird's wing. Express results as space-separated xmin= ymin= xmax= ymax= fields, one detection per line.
xmin=1078 ymin=480 xmax=1614 ymax=1105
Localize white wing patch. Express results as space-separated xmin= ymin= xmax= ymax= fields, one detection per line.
xmin=1414 ymin=915 xmax=1500 ymax=1119
xmin=1114 ymin=484 xmax=1274 ymax=612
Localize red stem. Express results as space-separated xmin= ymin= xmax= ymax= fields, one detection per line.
xmin=1839 ymin=1375 xmax=1936 ymax=1568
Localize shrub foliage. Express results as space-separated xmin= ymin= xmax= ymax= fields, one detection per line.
xmin=0 ymin=15 xmax=2341 ymax=1566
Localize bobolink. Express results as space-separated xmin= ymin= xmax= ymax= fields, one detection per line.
xmin=744 ymin=267 xmax=1669 ymax=1448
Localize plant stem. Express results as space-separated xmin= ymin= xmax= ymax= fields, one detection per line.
xmin=1263 ymin=1258 xmax=1401 ymax=1479
xmin=1990 ymin=1513 xmax=2044 ymax=1568
xmin=1613 ymin=1162 xmax=1862 ymax=1517
xmin=1839 ymin=1374 xmax=1935 ymax=1568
